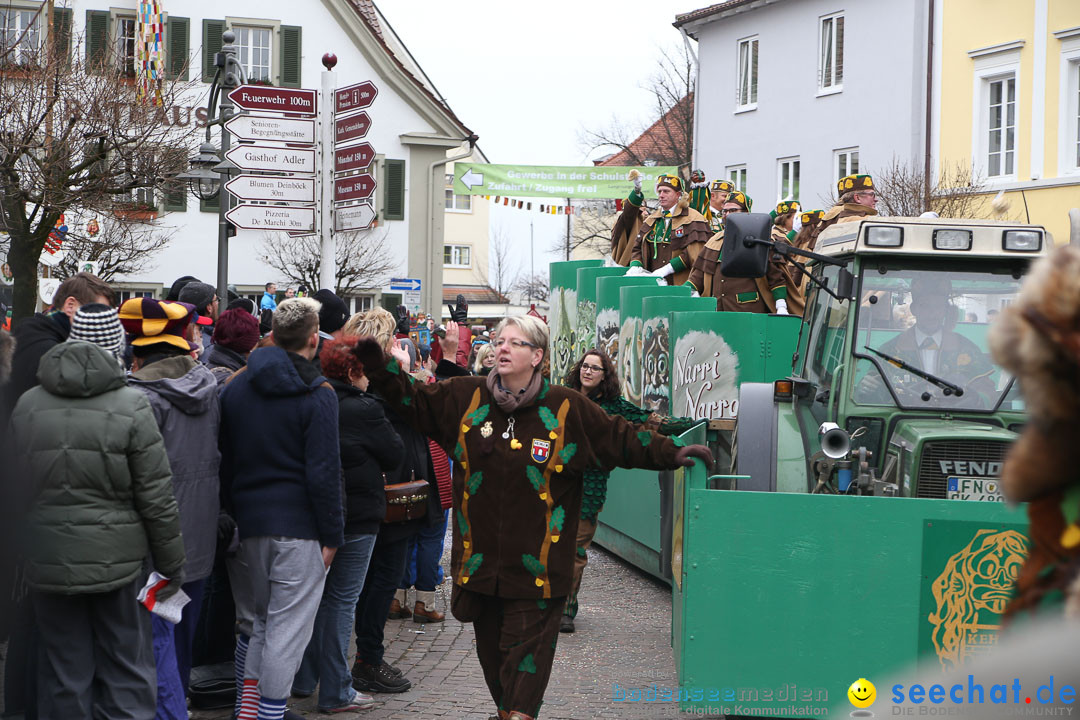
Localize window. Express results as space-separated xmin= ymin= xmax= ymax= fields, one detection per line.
xmin=726 ymin=165 xmax=747 ymax=191
xmin=444 ymin=173 xmax=472 ymax=212
xmin=736 ymin=36 xmax=758 ymax=109
xmin=1075 ymin=65 xmax=1079 ymax=169
xmin=115 ymin=15 xmax=136 ymax=77
xmin=819 ymin=13 xmax=844 ymax=92
xmin=0 ymin=7 xmax=41 ymax=65
xmin=1058 ymin=36 xmax=1080 ymax=175
xmin=236 ymin=26 xmax=272 ymax=83
xmin=985 ymin=75 xmax=1016 ymax=177
xmin=115 ymin=289 xmax=156 ymax=303
xmin=835 ymin=147 xmax=859 ymax=180
xmin=777 ymin=157 xmax=800 ymax=201
xmin=444 ymin=245 xmax=471 ymax=268
xmin=353 ymin=295 xmax=374 ymax=313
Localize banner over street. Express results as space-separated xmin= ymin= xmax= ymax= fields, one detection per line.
xmin=452 ymin=164 xmax=678 ymax=200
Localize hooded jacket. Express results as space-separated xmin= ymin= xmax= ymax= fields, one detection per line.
xmin=219 ymin=346 xmax=344 ymax=549
xmin=203 ymin=342 xmax=247 ymax=386
xmin=129 ymin=355 xmax=221 ymax=582
xmin=11 ymin=341 xmax=185 ymax=594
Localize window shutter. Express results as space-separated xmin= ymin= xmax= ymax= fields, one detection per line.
xmin=279 ymin=25 xmax=302 ymax=88
xmin=85 ymin=10 xmax=109 ymax=71
xmin=166 ymin=16 xmax=190 ymax=80
xmin=202 ymin=19 xmax=225 ymax=83
xmin=835 ymin=16 xmax=844 ymax=85
xmin=384 ymin=159 xmax=406 ymax=221
xmin=200 ymin=192 xmax=220 ymax=213
xmin=54 ymin=8 xmax=73 ymax=62
xmin=163 ymin=183 xmax=187 ymax=212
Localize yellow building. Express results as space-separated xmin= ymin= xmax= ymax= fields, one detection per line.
xmin=936 ymin=0 xmax=1080 ymax=243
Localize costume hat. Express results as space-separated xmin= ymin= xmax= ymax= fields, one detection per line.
xmin=118 ymin=297 xmax=198 ymax=352
xmin=837 ymin=173 xmax=874 ymax=196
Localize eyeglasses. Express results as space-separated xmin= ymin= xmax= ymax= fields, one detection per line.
xmin=581 ymin=363 xmax=604 ymax=374
xmin=856 ymin=191 xmax=878 ymax=199
xmin=493 ymin=338 xmax=537 ymax=350
xmin=721 ymin=208 xmax=742 ymax=216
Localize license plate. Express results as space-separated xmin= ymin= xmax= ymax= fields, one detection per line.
xmin=946 ymin=476 xmax=1004 ymax=502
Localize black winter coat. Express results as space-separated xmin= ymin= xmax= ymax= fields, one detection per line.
xmin=4 ymin=311 xmax=68 ymax=420
xmin=329 ymin=378 xmax=405 ymax=535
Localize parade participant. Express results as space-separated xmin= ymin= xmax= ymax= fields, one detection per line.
xmin=707 ymin=180 xmax=735 ymax=233
xmin=625 ymin=173 xmax=710 ymax=286
xmin=685 ymin=191 xmax=790 ymax=315
xmin=608 ymin=170 xmax=646 ymax=267
xmin=560 ymin=349 xmax=696 ymax=634
xmin=687 ymin=169 xmax=711 ymax=221
xmin=812 ymin=174 xmax=878 ymax=246
xmin=353 ymin=315 xmax=713 ymax=720
xmin=793 ymin=209 xmax=825 ymax=251
xmin=770 ymin=200 xmax=806 ymax=316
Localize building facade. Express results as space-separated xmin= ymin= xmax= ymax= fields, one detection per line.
xmin=676 ymin=0 xmax=930 ymax=212
xmin=935 ymin=0 xmax=1080 ymax=243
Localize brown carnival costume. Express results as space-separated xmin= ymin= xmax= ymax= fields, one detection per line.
xmin=356 ymin=328 xmax=706 ymax=719
xmin=811 ymin=174 xmax=878 ymax=247
xmin=609 ymin=170 xmax=646 ymax=267
xmin=627 ymin=174 xmax=710 ymax=286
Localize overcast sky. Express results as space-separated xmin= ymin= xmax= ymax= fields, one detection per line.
xmin=377 ymin=1 xmax=702 ymax=280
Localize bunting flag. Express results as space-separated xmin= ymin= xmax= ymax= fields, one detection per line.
xmin=136 ymin=1 xmax=165 ymax=106
xmin=481 ymin=196 xmax=578 ymax=216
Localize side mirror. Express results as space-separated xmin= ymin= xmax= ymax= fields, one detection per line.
xmin=720 ymin=213 xmax=774 ymax=278
xmin=836 ymin=268 xmax=855 ymax=301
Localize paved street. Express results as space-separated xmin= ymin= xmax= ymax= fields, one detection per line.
xmin=187 ymin=537 xmax=692 ymax=720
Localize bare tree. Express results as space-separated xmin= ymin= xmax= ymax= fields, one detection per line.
xmin=1 ymin=24 xmax=199 ymax=321
xmin=819 ymin=157 xmax=1008 ymax=220
xmin=474 ymin=225 xmax=518 ymax=298
xmin=579 ymin=43 xmax=696 ymax=171
xmin=258 ymin=228 xmax=396 ymax=296
xmin=566 ymin=200 xmax=618 ymax=259
xmin=45 ymin=215 xmax=173 ymax=281
xmin=513 ymin=272 xmax=550 ymax=304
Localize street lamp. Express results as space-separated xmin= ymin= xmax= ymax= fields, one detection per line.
xmin=175 ymin=29 xmax=244 ymax=304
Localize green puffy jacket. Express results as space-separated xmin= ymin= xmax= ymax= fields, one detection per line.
xmin=11 ymin=341 xmax=185 ymax=594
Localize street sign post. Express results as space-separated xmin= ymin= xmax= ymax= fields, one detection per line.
xmin=224 ymin=115 xmax=315 ymax=144
xmin=334 ymin=112 xmax=371 ymax=144
xmin=224 ymin=144 xmax=316 ymax=174
xmin=334 ymin=202 xmax=375 ymax=232
xmin=228 ymin=85 xmax=317 ymax=116
xmin=334 ymin=143 xmax=375 ymax=173
xmin=225 ymin=204 xmax=315 ymax=232
xmin=335 ymin=81 xmax=378 ymax=114
xmin=225 ymin=175 xmax=316 ymax=203
xmin=333 ymin=174 xmax=376 ymax=203
xmin=390 ymin=277 xmax=422 ymax=312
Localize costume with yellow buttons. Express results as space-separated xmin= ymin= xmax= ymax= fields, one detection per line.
xmin=628 ymin=174 xmax=710 ymax=286
xmin=811 ymin=174 xmax=878 ymax=247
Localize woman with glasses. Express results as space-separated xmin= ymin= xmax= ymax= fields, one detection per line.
xmin=353 ymin=316 xmax=713 ymax=720
xmin=561 ymin=349 xmax=696 ymax=634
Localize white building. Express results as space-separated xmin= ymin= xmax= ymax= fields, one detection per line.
xmin=675 ymin=0 xmax=931 ymax=211
xmin=48 ymin=0 xmax=481 ymax=314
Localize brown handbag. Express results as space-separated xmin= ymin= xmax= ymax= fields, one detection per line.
xmin=383 ymin=472 xmax=429 ymax=523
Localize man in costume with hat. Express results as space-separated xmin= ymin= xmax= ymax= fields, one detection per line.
xmin=685 ymin=191 xmax=790 ymax=314
xmin=707 ymin=180 xmax=735 ymax=233
xmin=769 ymin=200 xmax=806 ymax=316
xmin=625 ymin=173 xmax=710 ymax=286
xmin=812 ymin=174 xmax=878 ymax=246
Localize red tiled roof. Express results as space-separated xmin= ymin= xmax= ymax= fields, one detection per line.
xmin=346 ymin=0 xmax=473 ymax=139
xmin=443 ymin=285 xmax=509 ymax=304
xmin=594 ymin=94 xmax=692 ymax=167
xmin=674 ymin=0 xmax=766 ymax=29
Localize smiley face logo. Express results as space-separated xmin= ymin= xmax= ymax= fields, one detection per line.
xmin=848 ymin=678 xmax=876 ymax=709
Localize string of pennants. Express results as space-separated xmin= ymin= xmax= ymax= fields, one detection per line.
xmin=483 ymin=196 xmax=575 ymax=215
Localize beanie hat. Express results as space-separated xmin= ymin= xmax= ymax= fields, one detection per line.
xmin=227 ymin=297 xmax=256 ymax=314
xmin=771 ymin=200 xmax=800 ymax=219
xmin=118 ymin=297 xmax=198 ymax=352
xmin=178 ymin=281 xmax=216 ymax=313
xmin=313 ymin=289 xmax=348 ymax=334
xmin=68 ymin=303 xmax=125 ymax=360
xmin=837 ymin=173 xmax=874 ymax=197
xmin=166 ymin=275 xmax=199 ymax=301
xmin=800 ymin=209 xmax=825 ymax=227
xmin=212 ymin=308 xmax=261 ymax=354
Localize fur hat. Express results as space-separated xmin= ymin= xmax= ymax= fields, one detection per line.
xmin=118 ymin=297 xmax=198 ymax=352
xmin=68 ymin=303 xmax=125 ymax=360
xmin=212 ymin=308 xmax=261 ymax=354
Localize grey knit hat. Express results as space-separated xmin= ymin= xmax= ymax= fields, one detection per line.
xmin=68 ymin=303 xmax=125 ymax=360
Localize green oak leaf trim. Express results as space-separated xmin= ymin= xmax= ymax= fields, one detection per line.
xmin=522 ymin=553 xmax=545 ymax=578
xmin=466 ymin=472 xmax=482 ymax=495
xmin=538 ymin=379 xmax=549 ymax=400
xmin=559 ymin=443 xmax=577 ymax=464
xmin=517 ymin=653 xmax=537 ymax=674
xmin=536 ymin=599 xmax=547 ymax=610
xmin=637 ymin=430 xmax=653 ymax=447
xmin=401 ymin=395 xmax=412 ymax=406
xmin=538 ymin=406 xmax=558 ymax=432
xmin=456 ymin=510 xmax=469 ymax=536
xmin=463 ymin=553 xmax=483 ymax=576
xmin=549 ymin=506 xmax=565 ymax=534
xmin=467 ymin=404 xmax=490 ymax=426
xmin=526 ymin=466 xmax=544 ymax=492
xmin=453 ymin=441 xmax=465 ymax=460
xmin=576 ymin=545 xmax=587 ymax=558
xmin=386 ymin=358 xmax=400 ymax=375
xmin=671 ymin=434 xmax=687 ymax=448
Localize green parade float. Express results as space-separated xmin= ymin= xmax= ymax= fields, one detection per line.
xmin=548 ymin=212 xmax=1053 ymax=717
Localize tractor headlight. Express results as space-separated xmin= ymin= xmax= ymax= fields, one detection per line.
xmin=865 ymin=226 xmax=904 ymax=247
xmin=1003 ymin=230 xmax=1042 ymax=252
xmin=933 ymin=229 xmax=972 ymax=250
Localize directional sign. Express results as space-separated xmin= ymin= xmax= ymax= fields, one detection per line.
xmin=335 ymin=142 xmax=375 ymax=173
xmin=335 ymin=81 xmax=378 ymax=115
xmin=334 ymin=173 xmax=376 ymax=203
xmin=389 ymin=277 xmax=422 ymax=292
xmin=225 ymin=115 xmax=315 ymax=145
xmin=334 ymin=112 xmax=371 ymax=145
xmin=225 ymin=175 xmax=315 ymax=203
xmin=459 ymin=167 xmax=484 ymax=191
xmin=452 ymin=163 xmax=679 ymax=199
xmin=228 ymin=85 xmax=316 ymax=116
xmin=225 ymin=144 xmax=315 ymax=174
xmin=225 ymin=204 xmax=315 ymax=232
xmin=335 ymin=202 xmax=376 ymax=232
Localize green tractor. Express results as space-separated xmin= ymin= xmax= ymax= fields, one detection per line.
xmin=731 ymin=215 xmax=1051 ymax=501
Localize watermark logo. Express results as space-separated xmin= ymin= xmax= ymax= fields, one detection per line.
xmin=849 ymin=678 xmax=877 ymax=717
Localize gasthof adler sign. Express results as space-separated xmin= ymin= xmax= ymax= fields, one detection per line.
xmin=228 ymin=85 xmax=316 ymax=116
